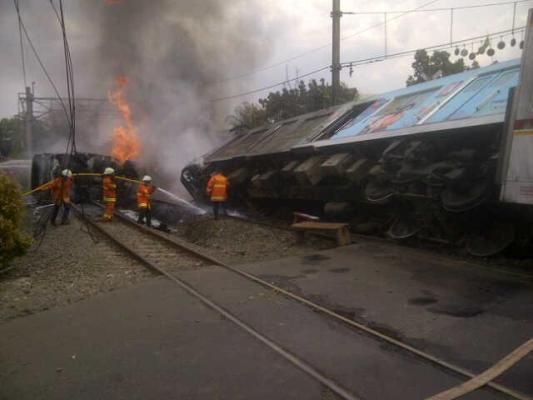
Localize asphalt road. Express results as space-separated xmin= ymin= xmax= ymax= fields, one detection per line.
xmin=0 ymin=277 xmax=329 ymax=400
xmin=1 ymin=239 xmax=531 ymax=400
xmin=244 ymin=240 xmax=533 ymax=395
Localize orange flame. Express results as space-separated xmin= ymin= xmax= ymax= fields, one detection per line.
xmin=108 ymin=75 xmax=140 ymax=164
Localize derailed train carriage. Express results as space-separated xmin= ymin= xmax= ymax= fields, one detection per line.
xmin=183 ymin=11 xmax=533 ymax=256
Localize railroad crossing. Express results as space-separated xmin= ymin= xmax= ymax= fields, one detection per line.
xmin=1 ymin=204 xmax=532 ymax=400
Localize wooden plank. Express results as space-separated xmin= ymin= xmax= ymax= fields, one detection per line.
xmin=293 ymin=212 xmax=320 ymax=223
xmin=426 ymin=338 xmax=533 ymax=400
xmin=292 ymin=221 xmax=349 ymax=230
xmin=336 ymin=226 xmax=351 ymax=246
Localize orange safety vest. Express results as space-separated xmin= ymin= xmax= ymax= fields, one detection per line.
xmin=42 ymin=177 xmax=73 ymax=205
xmin=137 ymin=183 xmax=155 ymax=209
xmin=102 ymin=176 xmax=117 ymax=203
xmin=206 ymin=174 xmax=229 ymax=202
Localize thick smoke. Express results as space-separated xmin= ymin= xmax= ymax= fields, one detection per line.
xmin=80 ymin=0 xmax=268 ymax=194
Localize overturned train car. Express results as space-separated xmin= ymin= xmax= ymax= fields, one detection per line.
xmin=182 ymin=10 xmax=533 ymax=257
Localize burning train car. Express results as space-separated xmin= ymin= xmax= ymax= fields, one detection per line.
xmin=30 ymin=74 xmax=142 ymax=206
xmin=31 ymin=152 xmax=139 ymax=206
xmin=181 ymin=10 xmax=533 ymax=257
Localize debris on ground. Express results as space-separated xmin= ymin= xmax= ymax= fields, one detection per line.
xmin=178 ymin=216 xmax=334 ymax=265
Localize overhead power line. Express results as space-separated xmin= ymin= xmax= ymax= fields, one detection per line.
xmin=49 ymin=0 xmax=77 ymax=158
xmin=210 ymin=26 xmax=526 ymax=103
xmin=212 ymin=0 xmax=532 ymax=86
xmin=14 ymin=0 xmax=27 ymax=88
xmin=211 ymin=0 xmax=442 ymax=85
xmin=13 ymin=0 xmax=71 ymax=125
xmin=211 ymin=66 xmax=331 ymax=102
xmin=342 ymin=0 xmax=533 ymax=14
xmin=341 ymin=26 xmax=525 ymax=66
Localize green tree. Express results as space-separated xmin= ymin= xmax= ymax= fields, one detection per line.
xmin=0 ymin=115 xmax=61 ymax=158
xmin=226 ymin=102 xmax=267 ymax=131
xmin=406 ymin=50 xmax=479 ymax=86
xmin=0 ymin=116 xmax=25 ymax=157
xmin=229 ymin=79 xmax=358 ymax=130
xmin=0 ymin=172 xmax=31 ymax=268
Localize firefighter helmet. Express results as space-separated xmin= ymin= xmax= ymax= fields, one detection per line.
xmin=103 ymin=167 xmax=115 ymax=175
xmin=142 ymin=175 xmax=152 ymax=182
xmin=61 ymin=169 xmax=73 ymax=177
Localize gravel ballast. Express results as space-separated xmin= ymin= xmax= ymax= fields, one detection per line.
xmin=1 ymin=211 xmax=334 ymax=322
xmin=179 ymin=216 xmax=334 ymax=265
xmin=0 ymin=216 xmax=154 ymax=322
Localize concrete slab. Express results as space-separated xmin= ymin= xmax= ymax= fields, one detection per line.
xmin=174 ymin=267 xmax=506 ymax=400
xmin=235 ymin=241 xmax=533 ymax=396
xmin=2 ymin=239 xmax=531 ymax=400
xmin=0 ymin=277 xmax=327 ymax=400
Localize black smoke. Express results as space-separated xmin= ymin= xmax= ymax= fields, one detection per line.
xmin=82 ymin=0 xmax=268 ymax=193
xmin=1 ymin=1 xmax=270 ymax=194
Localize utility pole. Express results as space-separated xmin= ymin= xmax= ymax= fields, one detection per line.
xmin=331 ymin=0 xmax=342 ymax=106
xmin=24 ymin=86 xmax=33 ymax=158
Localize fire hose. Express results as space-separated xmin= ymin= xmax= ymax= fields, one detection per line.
xmin=22 ymin=173 xmax=144 ymax=197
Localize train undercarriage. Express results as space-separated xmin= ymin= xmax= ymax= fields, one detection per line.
xmin=182 ymin=122 xmax=530 ymax=257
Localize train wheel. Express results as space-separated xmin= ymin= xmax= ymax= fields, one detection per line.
xmin=365 ymin=178 xmax=395 ymax=203
xmin=466 ymin=221 xmax=515 ymax=257
xmin=388 ymin=214 xmax=422 ymax=239
xmin=441 ymin=179 xmax=489 ymax=212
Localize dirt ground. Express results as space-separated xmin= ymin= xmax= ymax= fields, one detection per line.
xmin=177 ymin=216 xmax=334 ymax=265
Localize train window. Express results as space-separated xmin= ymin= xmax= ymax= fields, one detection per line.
xmin=331 ymin=99 xmax=389 ymax=139
xmin=250 ymin=115 xmax=331 ymax=154
xmin=425 ymin=67 xmax=520 ymax=123
xmin=332 ymin=88 xmax=441 ymax=138
xmin=448 ymin=69 xmax=520 ymax=120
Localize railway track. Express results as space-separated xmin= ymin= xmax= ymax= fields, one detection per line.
xmin=72 ymin=203 xmax=529 ymax=400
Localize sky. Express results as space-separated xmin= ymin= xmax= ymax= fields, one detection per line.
xmin=0 ymin=0 xmax=531 ymax=151
xmin=212 ymin=0 xmax=530 ymax=114
xmin=1 ymin=0 xmax=530 ymax=117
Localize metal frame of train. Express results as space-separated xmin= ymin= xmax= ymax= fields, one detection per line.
xmin=181 ymin=10 xmax=533 ymax=257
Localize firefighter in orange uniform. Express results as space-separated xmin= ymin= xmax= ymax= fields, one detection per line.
xmin=206 ymin=171 xmax=229 ymax=220
xmin=40 ymin=169 xmax=74 ymax=226
xmin=102 ymin=167 xmax=117 ymax=221
xmin=137 ymin=175 xmax=156 ymax=227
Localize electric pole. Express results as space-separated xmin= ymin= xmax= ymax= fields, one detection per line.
xmin=331 ymin=0 xmax=342 ymax=106
xmin=24 ymin=86 xmax=33 ymax=158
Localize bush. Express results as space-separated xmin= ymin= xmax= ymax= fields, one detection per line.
xmin=0 ymin=172 xmax=31 ymax=267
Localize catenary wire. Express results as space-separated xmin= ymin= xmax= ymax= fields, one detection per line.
xmin=12 ymin=0 xmax=71 ymax=127
xmin=14 ymin=0 xmax=27 ymax=88
xmin=342 ymin=0 xmax=533 ymax=14
xmin=341 ymin=26 xmax=525 ymax=66
xmin=211 ymin=65 xmax=331 ymax=102
xmin=211 ymin=26 xmax=525 ymax=102
xmin=211 ymin=0 xmax=443 ymax=85
xmin=211 ymin=0 xmax=531 ymax=86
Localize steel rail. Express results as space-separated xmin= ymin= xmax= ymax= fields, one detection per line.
xmin=79 ymin=203 xmax=530 ymax=400
xmin=71 ymin=204 xmax=360 ymax=400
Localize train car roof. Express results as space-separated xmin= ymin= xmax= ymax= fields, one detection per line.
xmin=298 ymin=58 xmax=521 ymax=151
xmin=205 ymin=58 xmax=521 ymax=163
xmin=204 ymin=101 xmax=357 ymax=162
